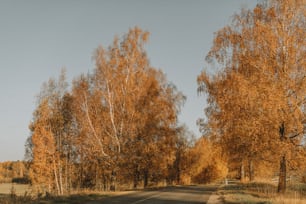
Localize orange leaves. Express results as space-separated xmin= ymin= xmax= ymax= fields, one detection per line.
xmin=186 ymin=137 xmax=228 ymax=183
xmin=198 ymin=0 xmax=306 ymax=182
xmin=87 ymin=27 xmax=184 ymax=188
xmin=28 ymin=27 xmax=186 ymax=190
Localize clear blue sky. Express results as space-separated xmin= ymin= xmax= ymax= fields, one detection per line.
xmin=0 ymin=0 xmax=257 ymax=161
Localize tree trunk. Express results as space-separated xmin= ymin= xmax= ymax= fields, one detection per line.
xmin=249 ymin=160 xmax=253 ymax=182
xmin=278 ymin=155 xmax=286 ymax=193
xmin=58 ymin=161 xmax=63 ymax=195
xmin=110 ymin=170 xmax=116 ymax=191
xmin=53 ymin=159 xmax=60 ymax=195
xmin=103 ymin=173 xmax=107 ymax=191
xmin=240 ymin=163 xmax=245 ymax=182
xmin=65 ymin=155 xmax=69 ymax=194
xmin=133 ymin=167 xmax=139 ymax=189
xmin=143 ymin=169 xmax=149 ymax=188
xmin=175 ymin=151 xmax=181 ymax=184
xmin=95 ymin=163 xmax=98 ymax=190
xmin=176 ymin=167 xmax=181 ymax=185
xmin=278 ymin=122 xmax=286 ymax=193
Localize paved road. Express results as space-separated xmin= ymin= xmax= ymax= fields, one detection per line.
xmin=88 ymin=185 xmax=219 ymax=204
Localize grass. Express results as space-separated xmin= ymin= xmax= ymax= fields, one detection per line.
xmin=218 ymin=183 xmax=271 ymax=204
xmin=217 ymin=182 xmax=306 ymax=204
xmin=28 ymin=193 xmax=110 ymax=204
xmin=0 ymin=183 xmax=131 ymax=204
xmin=0 ymin=182 xmax=305 ymax=203
xmin=0 ymin=183 xmax=31 ymax=196
xmin=0 ymin=191 xmax=114 ymax=204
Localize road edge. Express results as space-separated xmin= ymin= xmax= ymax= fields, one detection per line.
xmin=207 ymin=185 xmax=223 ymax=204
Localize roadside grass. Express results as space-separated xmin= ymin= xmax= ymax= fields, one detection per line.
xmin=218 ymin=182 xmax=306 ymax=204
xmin=30 ymin=193 xmax=111 ymax=204
xmin=0 ymin=194 xmax=103 ymax=204
xmin=0 ymin=191 xmax=119 ymax=204
xmin=218 ymin=183 xmax=271 ymax=204
xmin=0 ymin=183 xmax=132 ymax=204
xmin=2 ymin=182 xmax=305 ymax=203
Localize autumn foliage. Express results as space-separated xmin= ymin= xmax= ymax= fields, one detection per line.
xmin=198 ymin=0 xmax=306 ymax=193
xmin=188 ymin=137 xmax=227 ymax=184
xmin=0 ymin=161 xmax=28 ymax=184
xmin=26 ymin=28 xmax=192 ymax=194
xmin=24 ymin=0 xmax=306 ymax=196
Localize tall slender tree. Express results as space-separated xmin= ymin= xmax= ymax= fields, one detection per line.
xmin=29 ymin=70 xmax=73 ymax=194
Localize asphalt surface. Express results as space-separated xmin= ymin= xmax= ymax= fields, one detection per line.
xmin=88 ymin=185 xmax=218 ymax=204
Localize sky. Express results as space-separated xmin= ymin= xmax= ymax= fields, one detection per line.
xmin=0 ymin=0 xmax=258 ymax=162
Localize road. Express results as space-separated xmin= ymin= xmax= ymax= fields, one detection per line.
xmin=88 ymin=185 xmax=219 ymax=204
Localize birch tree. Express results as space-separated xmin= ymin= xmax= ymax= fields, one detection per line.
xmin=28 ymin=27 xmax=185 ymax=191
xmin=91 ymin=27 xmax=185 ymax=188
xmin=198 ymin=0 xmax=305 ymax=193
xmin=29 ymin=70 xmax=72 ymax=195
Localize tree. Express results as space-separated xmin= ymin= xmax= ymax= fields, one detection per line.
xmin=198 ymin=71 xmax=279 ymax=181
xmin=29 ymin=70 xmax=73 ymax=195
xmin=29 ymin=99 xmax=57 ymax=192
xmin=189 ymin=136 xmax=227 ymax=184
xmin=198 ymin=0 xmax=305 ymax=193
xmin=71 ymin=74 xmax=114 ymax=189
xmin=28 ymin=27 xmax=186 ymax=192
xmin=77 ymin=27 xmax=185 ymax=188
xmin=170 ymin=125 xmax=196 ymax=185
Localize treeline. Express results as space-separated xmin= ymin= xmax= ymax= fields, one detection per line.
xmin=25 ymin=28 xmax=226 ymax=195
xmin=197 ymin=0 xmax=306 ymax=193
xmin=0 ymin=161 xmax=29 ymax=184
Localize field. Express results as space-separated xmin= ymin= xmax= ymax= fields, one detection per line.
xmin=0 ymin=183 xmax=31 ymax=196
xmin=0 ymin=183 xmax=33 ymax=204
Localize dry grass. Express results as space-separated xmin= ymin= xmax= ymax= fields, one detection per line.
xmin=218 ymin=182 xmax=306 ymax=204
xmin=0 ymin=183 xmax=34 ymax=204
xmin=0 ymin=190 xmax=111 ymax=204
xmin=0 ymin=183 xmax=31 ymax=195
xmin=0 ymin=183 xmax=133 ymax=204
xmin=272 ymin=196 xmax=306 ymax=204
xmin=218 ymin=183 xmax=271 ymax=203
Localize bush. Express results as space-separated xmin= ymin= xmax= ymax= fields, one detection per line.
xmin=12 ymin=177 xmax=31 ymax=184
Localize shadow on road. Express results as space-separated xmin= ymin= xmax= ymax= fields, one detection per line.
xmin=88 ymin=185 xmax=218 ymax=204
xmin=162 ymin=185 xmax=217 ymax=195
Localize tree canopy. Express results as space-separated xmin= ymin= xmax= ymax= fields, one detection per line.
xmin=198 ymin=0 xmax=306 ymax=193
xmin=27 ymin=28 xmax=190 ymax=194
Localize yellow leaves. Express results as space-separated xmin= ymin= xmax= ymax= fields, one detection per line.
xmin=141 ymin=31 xmax=150 ymax=43
xmin=30 ymin=99 xmax=58 ymax=187
xmin=186 ymin=137 xmax=228 ymax=183
xmin=198 ymin=0 xmax=306 ymax=181
xmin=253 ymin=5 xmax=263 ymax=17
xmin=28 ymin=27 xmax=186 ymax=189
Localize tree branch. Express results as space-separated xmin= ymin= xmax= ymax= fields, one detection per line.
xmin=289 ymin=132 xmax=301 ymax=139
xmin=83 ymin=92 xmax=109 ymax=157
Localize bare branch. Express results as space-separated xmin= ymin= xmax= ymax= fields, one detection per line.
xmin=83 ymin=92 xmax=109 ymax=157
